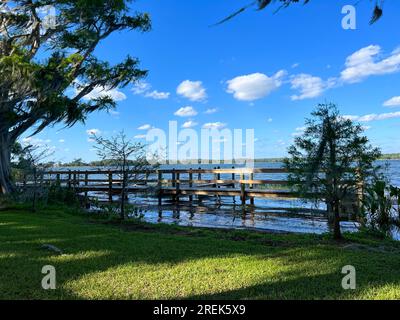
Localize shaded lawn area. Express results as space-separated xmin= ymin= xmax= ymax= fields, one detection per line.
xmin=1 ymin=206 xmax=400 ymax=300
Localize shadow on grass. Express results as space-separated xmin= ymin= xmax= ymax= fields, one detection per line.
xmin=0 ymin=209 xmax=399 ymax=299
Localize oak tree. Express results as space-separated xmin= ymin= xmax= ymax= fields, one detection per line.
xmin=0 ymin=0 xmax=150 ymax=194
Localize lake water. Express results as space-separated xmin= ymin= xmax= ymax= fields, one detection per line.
xmin=56 ymin=160 xmax=400 ymax=237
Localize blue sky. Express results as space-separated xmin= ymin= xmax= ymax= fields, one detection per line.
xmin=24 ymin=0 xmax=400 ymax=162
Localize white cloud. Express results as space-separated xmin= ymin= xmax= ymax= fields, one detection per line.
xmin=277 ymin=139 xmax=286 ymax=146
xmin=383 ymin=96 xmax=400 ymax=107
xmin=340 ymin=45 xmax=400 ymax=83
xmin=82 ymin=86 xmax=126 ymax=101
xmin=226 ymin=71 xmax=286 ymax=101
xmin=58 ymin=139 xmax=65 ymax=143
xmin=177 ymin=80 xmax=207 ymax=101
xmin=132 ymin=81 xmax=170 ymax=100
xmin=292 ymin=126 xmax=306 ymax=137
xmin=137 ymin=124 xmax=153 ymax=131
xmin=182 ymin=120 xmax=198 ymax=129
xmin=132 ymin=81 xmax=151 ymax=95
xmin=282 ymin=45 xmax=400 ymax=100
xmin=86 ymin=129 xmax=101 ymax=136
xmin=21 ymin=137 xmax=51 ymax=147
xmin=145 ymin=90 xmax=170 ymax=100
xmin=286 ymin=45 xmax=400 ymax=99
xmin=267 ymin=118 xmax=273 ymax=123
xmin=134 ymin=134 xmax=147 ymax=139
xmin=109 ymin=110 xmax=120 ymax=117
xmin=174 ymin=106 xmax=198 ymax=117
xmin=205 ymin=108 xmax=218 ymax=114
xmin=203 ymin=122 xmax=227 ymax=130
xmin=290 ymin=74 xmax=335 ymax=100
xmin=343 ymin=111 xmax=400 ymax=122
xmin=291 ymin=63 xmax=300 ymax=69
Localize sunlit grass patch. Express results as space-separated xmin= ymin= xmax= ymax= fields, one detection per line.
xmin=1 ymin=206 xmax=400 ymax=300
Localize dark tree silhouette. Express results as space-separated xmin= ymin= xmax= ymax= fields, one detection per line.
xmin=92 ymin=131 xmax=155 ymax=220
xmin=0 ymin=0 xmax=151 ymax=194
xmin=213 ymin=0 xmax=384 ymax=26
xmin=284 ymin=103 xmax=381 ymax=240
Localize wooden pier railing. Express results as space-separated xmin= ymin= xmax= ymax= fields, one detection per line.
xmin=22 ymin=167 xmax=361 ymax=213
xmin=26 ymin=167 xmax=298 ymax=206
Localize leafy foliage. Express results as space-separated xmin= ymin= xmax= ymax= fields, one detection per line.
xmin=0 ymin=0 xmax=151 ymax=193
xmin=213 ymin=0 xmax=384 ymax=26
xmin=284 ymin=103 xmax=382 ymax=240
xmin=362 ymin=180 xmax=400 ymax=233
xmin=92 ymin=131 xmax=158 ymax=219
xmin=12 ymin=143 xmax=54 ymax=211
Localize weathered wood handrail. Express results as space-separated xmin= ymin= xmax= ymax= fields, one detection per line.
xmin=43 ymin=168 xmax=289 ymax=175
xmin=21 ymin=167 xmax=363 ymax=214
xmin=32 ymin=167 xmax=292 ymax=206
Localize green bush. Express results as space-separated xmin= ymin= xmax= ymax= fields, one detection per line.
xmin=362 ymin=180 xmax=399 ymax=233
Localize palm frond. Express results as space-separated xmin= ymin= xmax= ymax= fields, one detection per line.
xmin=370 ymin=5 xmax=383 ymax=24
xmin=211 ymin=1 xmax=257 ymax=26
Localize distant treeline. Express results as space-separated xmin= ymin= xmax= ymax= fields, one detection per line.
xmin=52 ymin=158 xmax=142 ymax=167
xmin=379 ymin=153 xmax=400 ymax=160
xmin=56 ymin=158 xmax=285 ymax=167
xmin=48 ymin=154 xmax=400 ymax=168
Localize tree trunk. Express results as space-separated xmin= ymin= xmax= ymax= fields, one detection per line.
xmin=326 ymin=201 xmax=335 ymax=223
xmin=32 ymin=167 xmax=37 ymax=212
xmin=327 ymin=119 xmax=342 ymax=240
xmin=120 ymin=166 xmax=127 ymax=220
xmin=120 ymin=185 xmax=125 ymax=220
xmin=333 ymin=201 xmax=342 ymax=240
xmin=0 ymin=132 xmax=15 ymax=195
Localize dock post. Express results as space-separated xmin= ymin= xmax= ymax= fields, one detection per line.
xmin=176 ymin=172 xmax=180 ymax=203
xmin=108 ymin=170 xmax=113 ymax=203
xmin=56 ymin=174 xmax=60 ymax=186
xmin=171 ymin=169 xmax=176 ymax=202
xmin=250 ymin=172 xmax=255 ymax=206
xmin=216 ymin=166 xmax=221 ymax=204
xmin=189 ymin=169 xmax=193 ymax=203
xmin=198 ymin=167 xmax=202 ymax=204
xmin=240 ymin=172 xmax=246 ymax=206
xmin=232 ymin=166 xmax=236 ymax=204
xmin=67 ymin=170 xmax=72 ymax=189
xmin=73 ymin=172 xmax=77 ymax=188
xmin=84 ymin=172 xmax=89 ymax=205
xmin=158 ymin=170 xmax=163 ymax=206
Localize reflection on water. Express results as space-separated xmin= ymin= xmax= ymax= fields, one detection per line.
xmin=140 ymin=205 xmax=359 ymax=235
xmin=66 ymin=160 xmax=400 ymax=237
xmin=90 ymin=192 xmax=360 ymax=235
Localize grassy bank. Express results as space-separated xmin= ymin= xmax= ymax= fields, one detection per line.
xmin=1 ymin=205 xmax=400 ymax=300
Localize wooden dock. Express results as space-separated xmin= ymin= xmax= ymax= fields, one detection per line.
xmin=24 ymin=168 xmax=360 ymax=212
xmin=27 ymin=167 xmax=304 ymax=206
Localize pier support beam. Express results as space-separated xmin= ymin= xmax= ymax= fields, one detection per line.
xmin=189 ymin=169 xmax=193 ymax=203
xmin=108 ymin=171 xmax=113 ymax=203
xmin=249 ymin=172 xmax=255 ymax=206
xmin=240 ymin=173 xmax=246 ymax=206
xmin=157 ymin=170 xmax=163 ymax=206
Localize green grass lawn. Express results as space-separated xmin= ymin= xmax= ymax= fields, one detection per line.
xmin=1 ymin=205 xmax=400 ymax=300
